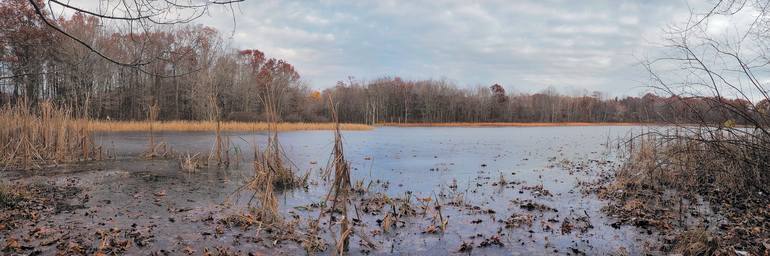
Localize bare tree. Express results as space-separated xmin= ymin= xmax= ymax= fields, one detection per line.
xmin=27 ymin=0 xmax=244 ymax=69
xmin=643 ymin=0 xmax=770 ymax=176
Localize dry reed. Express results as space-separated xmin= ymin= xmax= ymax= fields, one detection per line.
xmin=179 ymin=153 xmax=203 ymax=171
xmin=604 ymin=127 xmax=770 ymax=254
xmin=239 ymin=133 xmax=308 ymax=224
xmin=615 ymin=128 xmax=763 ymax=194
xmin=323 ymin=97 xmax=353 ymax=255
xmin=672 ymin=229 xmax=716 ymax=255
xmin=141 ymin=103 xmax=173 ymax=159
xmin=421 ymin=195 xmax=448 ymax=234
xmin=238 ymin=89 xmax=310 ymax=224
xmin=0 ymin=101 xmax=101 ymax=170
xmin=208 ymin=95 xmax=237 ymax=168
xmin=301 ymin=217 xmax=328 ymax=253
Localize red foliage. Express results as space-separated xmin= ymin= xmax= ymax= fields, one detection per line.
xmin=239 ymin=49 xmax=267 ymax=74
xmin=490 ymin=83 xmax=507 ymax=103
xmin=0 ymin=0 xmax=53 ymax=61
xmin=238 ymin=49 xmax=299 ymax=83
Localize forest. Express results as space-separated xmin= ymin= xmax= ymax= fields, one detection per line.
xmin=3 ymin=0 xmax=770 ymax=255
xmin=2 ymin=0 xmax=763 ymax=126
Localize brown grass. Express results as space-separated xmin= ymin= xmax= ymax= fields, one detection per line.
xmin=141 ymin=103 xmax=174 ymax=159
xmin=88 ymin=120 xmax=372 ymax=132
xmin=0 ymin=101 xmax=101 ymax=170
xmin=381 ymin=122 xmax=644 ymax=127
xmin=673 ymin=229 xmax=716 ymax=255
xmin=601 ymin=127 xmax=770 ymax=254
xmin=324 ymin=97 xmax=354 ymax=255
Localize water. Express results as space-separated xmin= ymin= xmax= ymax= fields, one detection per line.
xmin=2 ymin=126 xmax=660 ymax=255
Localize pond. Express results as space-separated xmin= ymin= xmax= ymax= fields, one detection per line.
xmin=1 ymin=126 xmax=663 ymax=255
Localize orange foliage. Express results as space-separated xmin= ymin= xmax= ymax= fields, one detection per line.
xmin=309 ymin=91 xmax=322 ymax=100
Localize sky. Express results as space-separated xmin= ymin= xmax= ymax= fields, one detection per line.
xmin=55 ymin=0 xmax=742 ymax=97
xmin=190 ymin=0 xmax=706 ymax=96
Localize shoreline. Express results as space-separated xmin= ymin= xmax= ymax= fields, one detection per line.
xmin=87 ymin=120 xmax=373 ymax=132
xmin=379 ymin=122 xmax=647 ymax=128
xmin=86 ymin=120 xmax=651 ymax=132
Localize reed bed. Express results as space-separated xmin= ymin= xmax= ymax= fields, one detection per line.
xmin=141 ymin=103 xmax=174 ymax=159
xmin=238 ymin=105 xmax=309 ymax=225
xmin=88 ymin=120 xmax=372 ymax=132
xmin=0 ymin=102 xmax=101 ymax=170
xmin=600 ymin=126 xmax=770 ymax=254
xmin=616 ymin=127 xmax=770 ymax=198
xmin=381 ymin=122 xmax=643 ymax=127
xmin=323 ymin=100 xmax=353 ymax=255
xmin=227 ymin=131 xmax=307 ymax=225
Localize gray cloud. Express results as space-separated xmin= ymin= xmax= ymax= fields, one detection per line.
xmin=69 ymin=0 xmax=708 ymax=96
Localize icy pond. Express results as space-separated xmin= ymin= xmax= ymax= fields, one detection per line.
xmin=1 ymin=126 xmax=665 ymax=255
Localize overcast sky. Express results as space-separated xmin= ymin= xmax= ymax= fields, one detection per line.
xmin=188 ymin=0 xmax=715 ymax=96
xmin=60 ymin=0 xmax=730 ymax=96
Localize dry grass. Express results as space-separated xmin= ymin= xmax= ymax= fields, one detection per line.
xmin=239 ymin=132 xmax=309 ymax=224
xmin=615 ymin=129 xmax=764 ymax=196
xmin=88 ymin=120 xmax=372 ymax=132
xmin=141 ymin=103 xmax=173 ymax=159
xmin=179 ymin=153 xmax=204 ymax=171
xmin=239 ymin=111 xmax=310 ymax=225
xmin=0 ymin=101 xmax=101 ymax=170
xmin=301 ymin=217 xmax=328 ymax=253
xmin=673 ymin=229 xmax=717 ymax=256
xmin=601 ymin=128 xmax=770 ymax=254
xmin=324 ymin=98 xmax=354 ymax=255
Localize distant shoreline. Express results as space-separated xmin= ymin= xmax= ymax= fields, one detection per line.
xmin=379 ymin=122 xmax=646 ymax=127
xmin=87 ymin=121 xmax=373 ymax=132
xmin=86 ymin=120 xmax=652 ymax=132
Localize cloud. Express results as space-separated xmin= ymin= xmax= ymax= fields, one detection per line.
xmin=58 ymin=0 xmax=706 ymax=96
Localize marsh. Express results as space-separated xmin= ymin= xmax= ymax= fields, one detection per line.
xmin=0 ymin=126 xmax=681 ymax=255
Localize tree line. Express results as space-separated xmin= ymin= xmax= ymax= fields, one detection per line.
xmin=0 ymin=1 xmax=313 ymax=122
xmin=1 ymin=0 xmax=764 ymax=125
xmin=322 ymin=78 xmax=768 ymax=125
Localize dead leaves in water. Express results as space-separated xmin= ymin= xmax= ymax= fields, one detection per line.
xmin=458 ymin=241 xmax=474 ymax=253
xmin=513 ymin=198 xmax=557 ymax=212
xmin=3 ymin=239 xmax=22 ymax=253
xmin=560 ymin=212 xmax=593 ymax=235
xmin=478 ymin=234 xmax=504 ymax=248
xmin=500 ymin=213 xmax=534 ymax=229
xmin=521 ymin=184 xmax=553 ymax=197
